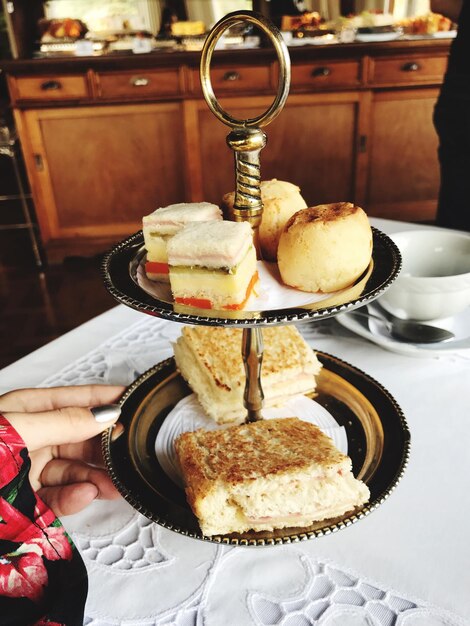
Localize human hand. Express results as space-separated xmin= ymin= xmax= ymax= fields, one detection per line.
xmin=0 ymin=385 xmax=125 ymax=517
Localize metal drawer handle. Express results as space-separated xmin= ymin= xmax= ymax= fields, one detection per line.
xmin=223 ymin=71 xmax=241 ymax=82
xmin=312 ymin=67 xmax=331 ymax=77
xmin=131 ymin=77 xmax=150 ymax=87
xmin=402 ymin=62 xmax=420 ymax=72
xmin=40 ymin=80 xmax=62 ymax=91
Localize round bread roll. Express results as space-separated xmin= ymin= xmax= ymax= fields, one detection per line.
xmin=277 ymin=203 xmax=373 ymax=293
xmin=222 ymin=179 xmax=307 ymax=261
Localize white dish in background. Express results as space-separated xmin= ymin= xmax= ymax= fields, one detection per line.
xmin=336 ymin=305 xmax=470 ymax=357
xmin=380 ymin=230 xmax=470 ymax=321
xmin=432 ymin=30 xmax=457 ymax=38
xmin=355 ymin=32 xmax=401 ymax=42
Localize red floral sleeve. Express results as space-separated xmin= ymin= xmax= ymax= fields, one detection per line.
xmin=0 ymin=415 xmax=87 ymax=625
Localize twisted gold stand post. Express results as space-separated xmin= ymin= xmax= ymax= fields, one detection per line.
xmin=200 ymin=11 xmax=291 ymax=421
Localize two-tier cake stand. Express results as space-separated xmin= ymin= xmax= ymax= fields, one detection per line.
xmin=101 ymin=11 xmax=410 ymax=546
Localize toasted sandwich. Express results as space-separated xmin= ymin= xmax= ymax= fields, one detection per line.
xmin=167 ymin=220 xmax=258 ymax=310
xmin=175 ymin=417 xmax=370 ymax=536
xmin=143 ymin=202 xmax=222 ymax=281
xmin=173 ymin=325 xmax=322 ymax=423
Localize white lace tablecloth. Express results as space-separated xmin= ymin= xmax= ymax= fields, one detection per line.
xmin=1 ymin=219 xmax=469 ymax=626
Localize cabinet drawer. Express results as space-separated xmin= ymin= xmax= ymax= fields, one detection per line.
xmin=191 ymin=65 xmax=271 ymax=94
xmin=96 ymin=69 xmax=182 ymax=99
xmin=291 ymin=61 xmax=361 ymax=88
xmin=370 ymin=56 xmax=448 ymax=85
xmin=11 ymin=75 xmax=89 ymax=101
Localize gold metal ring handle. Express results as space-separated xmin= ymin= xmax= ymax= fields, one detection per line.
xmin=200 ymin=10 xmax=291 ymax=128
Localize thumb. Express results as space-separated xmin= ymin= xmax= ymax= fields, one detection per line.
xmin=4 ymin=404 xmax=121 ymax=451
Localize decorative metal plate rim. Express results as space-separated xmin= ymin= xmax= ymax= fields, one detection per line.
xmin=101 ymin=227 xmax=402 ymax=327
xmin=102 ymin=352 xmax=410 ymax=547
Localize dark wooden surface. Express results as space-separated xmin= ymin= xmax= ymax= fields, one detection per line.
xmin=0 ymin=256 xmax=115 ymax=370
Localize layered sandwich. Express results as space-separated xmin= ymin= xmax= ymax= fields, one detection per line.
xmin=167 ymin=220 xmax=258 ymax=310
xmin=173 ymin=325 xmax=322 ymax=423
xmin=175 ymin=417 xmax=370 ymax=536
xmin=143 ymin=202 xmax=222 ymax=281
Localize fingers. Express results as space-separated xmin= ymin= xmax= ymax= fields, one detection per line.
xmin=4 ymin=405 xmax=121 ymax=452
xmin=0 ymin=385 xmax=125 ymax=413
xmin=53 ymin=438 xmax=105 ymax=467
xmin=40 ymin=458 xmax=121 ymax=501
xmin=38 ymin=483 xmax=100 ymax=517
xmin=53 ymin=423 xmax=124 ymax=466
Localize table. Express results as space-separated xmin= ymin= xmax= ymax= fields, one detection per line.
xmin=1 ymin=218 xmax=469 ymax=626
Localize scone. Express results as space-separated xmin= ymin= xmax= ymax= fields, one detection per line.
xmin=277 ymin=203 xmax=373 ymax=293
xmin=222 ymin=179 xmax=307 ymax=261
xmin=175 ymin=417 xmax=370 ymax=536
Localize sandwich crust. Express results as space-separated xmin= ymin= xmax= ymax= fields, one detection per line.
xmin=176 ymin=418 xmax=346 ymax=489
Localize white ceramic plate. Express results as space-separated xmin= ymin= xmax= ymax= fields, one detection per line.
xmin=432 ymin=30 xmax=457 ymax=38
xmin=355 ymin=32 xmax=401 ymax=42
xmin=336 ymin=305 xmax=470 ymax=357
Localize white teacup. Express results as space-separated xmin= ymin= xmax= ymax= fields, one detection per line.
xmin=379 ymin=229 xmax=470 ymax=321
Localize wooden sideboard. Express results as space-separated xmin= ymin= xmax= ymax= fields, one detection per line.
xmin=2 ymin=40 xmax=450 ymax=262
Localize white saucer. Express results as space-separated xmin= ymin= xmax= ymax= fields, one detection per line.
xmin=336 ymin=306 xmax=470 ymax=357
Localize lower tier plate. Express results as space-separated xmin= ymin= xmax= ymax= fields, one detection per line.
xmin=102 ymin=352 xmax=410 ymax=546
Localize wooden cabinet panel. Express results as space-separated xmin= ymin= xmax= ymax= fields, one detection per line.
xmin=189 ymin=65 xmax=271 ymax=96
xmin=291 ymin=61 xmax=361 ymax=89
xmin=23 ymin=103 xmax=187 ymax=242
xmin=8 ymin=44 xmax=449 ymax=259
xmin=95 ymin=69 xmax=183 ymax=99
xmin=194 ymin=94 xmax=360 ymax=208
xmin=10 ymin=74 xmax=89 ymax=101
xmin=369 ymin=55 xmax=448 ymax=85
xmin=367 ymin=89 xmax=440 ymax=220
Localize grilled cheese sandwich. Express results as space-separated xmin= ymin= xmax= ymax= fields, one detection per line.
xmin=175 ymin=417 xmax=370 ymax=536
xmin=173 ymin=325 xmax=322 ymax=423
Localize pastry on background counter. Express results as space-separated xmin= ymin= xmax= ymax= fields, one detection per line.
xmin=167 ymin=220 xmax=258 ymax=310
xmin=222 ymin=179 xmax=307 ymax=261
xmin=173 ymin=325 xmax=322 ymax=423
xmin=175 ymin=417 xmax=370 ymax=536
xmin=278 ymin=203 xmax=373 ymax=293
xmin=143 ymin=202 xmax=222 ymax=281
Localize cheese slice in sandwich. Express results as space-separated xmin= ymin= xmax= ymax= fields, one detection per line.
xmin=167 ymin=220 xmax=258 ymax=310
xmin=175 ymin=417 xmax=370 ymax=536
xmin=143 ymin=202 xmax=222 ymax=281
xmin=173 ymin=326 xmax=322 ymax=424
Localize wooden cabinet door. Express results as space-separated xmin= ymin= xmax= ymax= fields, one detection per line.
xmin=189 ymin=93 xmax=364 ymax=208
xmin=366 ymin=88 xmax=440 ymax=221
xmin=18 ymin=102 xmax=186 ymax=254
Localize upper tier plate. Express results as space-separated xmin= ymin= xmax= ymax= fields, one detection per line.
xmin=102 ymin=227 xmax=401 ymax=326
